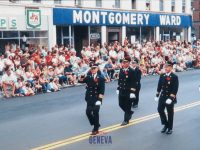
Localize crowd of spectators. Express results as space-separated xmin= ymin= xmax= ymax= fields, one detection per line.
xmin=0 ymin=37 xmax=199 ymax=98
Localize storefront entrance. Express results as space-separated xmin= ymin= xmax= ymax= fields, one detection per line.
xmin=107 ymin=26 xmax=122 ymax=45
xmin=74 ymin=26 xmax=88 ymax=57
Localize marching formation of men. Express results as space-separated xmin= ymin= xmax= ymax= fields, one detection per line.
xmin=78 ymin=57 xmax=179 ymax=135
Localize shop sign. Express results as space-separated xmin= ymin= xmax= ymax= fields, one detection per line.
xmin=0 ymin=17 xmax=17 ymax=29
xmin=27 ymin=9 xmax=41 ymax=28
xmin=90 ymin=33 xmax=100 ymax=39
xmin=53 ymin=8 xmax=192 ymax=27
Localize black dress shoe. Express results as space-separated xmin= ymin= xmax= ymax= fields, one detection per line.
xmin=91 ymin=131 xmax=99 ymax=135
xmin=166 ymin=129 xmax=173 ymax=134
xmin=161 ymin=126 xmax=168 ymax=133
xmin=121 ymin=121 xmax=129 ymax=126
xmin=132 ymin=104 xmax=138 ymax=108
xmin=92 ymin=124 xmax=101 ymax=132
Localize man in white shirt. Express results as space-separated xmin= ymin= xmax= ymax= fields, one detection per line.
xmin=109 ymin=47 xmax=118 ymax=60
xmin=59 ymin=52 xmax=65 ymax=63
xmin=1 ymin=66 xmax=16 ymax=98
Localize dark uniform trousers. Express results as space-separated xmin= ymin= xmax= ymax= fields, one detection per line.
xmin=86 ymin=104 xmax=100 ymax=131
xmin=156 ymin=72 xmax=179 ymax=130
xmin=119 ymin=94 xmax=132 ymax=122
xmin=78 ymin=74 xmax=105 ymax=132
xmin=133 ymin=67 xmax=141 ymax=105
xmin=117 ymin=67 xmax=137 ymax=122
xmin=158 ymin=102 xmax=174 ymax=130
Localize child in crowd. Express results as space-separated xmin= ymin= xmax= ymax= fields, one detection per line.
xmin=49 ymin=78 xmax=60 ymax=92
xmin=26 ymin=82 xmax=35 ymax=96
xmin=34 ymin=76 xmax=42 ymax=93
xmin=102 ymin=68 xmax=110 ymax=83
xmin=15 ymin=78 xmax=24 ymax=97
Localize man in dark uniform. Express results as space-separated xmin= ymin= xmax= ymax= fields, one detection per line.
xmin=155 ymin=62 xmax=179 ymax=134
xmin=78 ymin=65 xmax=105 ymax=135
xmin=131 ymin=60 xmax=141 ymax=108
xmin=116 ymin=57 xmax=137 ymax=126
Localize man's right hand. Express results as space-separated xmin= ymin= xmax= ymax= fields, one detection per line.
xmin=116 ymin=90 xmax=119 ymax=95
xmin=155 ymin=97 xmax=158 ymax=101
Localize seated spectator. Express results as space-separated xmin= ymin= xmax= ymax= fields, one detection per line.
xmin=74 ymin=61 xmax=85 ymax=78
xmin=49 ymin=78 xmax=60 ymax=92
xmin=26 ymin=67 xmax=34 ymax=87
xmin=1 ymin=66 xmax=16 ymax=98
xmin=14 ymin=56 xmax=21 ymax=69
xmin=46 ymin=66 xmax=59 ymax=86
xmin=64 ymin=62 xmax=76 ymax=85
xmin=15 ymin=78 xmax=25 ymax=97
xmin=34 ymin=76 xmax=42 ymax=93
xmin=39 ymin=73 xmax=52 ymax=93
xmin=46 ymin=52 xmax=52 ymax=66
xmin=102 ymin=68 xmax=110 ymax=82
xmin=26 ymin=82 xmax=35 ymax=96
xmin=34 ymin=65 xmax=41 ymax=79
xmin=55 ymin=64 xmax=67 ymax=86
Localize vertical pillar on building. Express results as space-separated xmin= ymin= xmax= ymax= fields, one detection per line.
xmin=88 ymin=26 xmax=90 ymax=46
xmin=101 ymin=26 xmax=106 ymax=45
xmin=163 ymin=0 xmax=171 ymax=12
xmin=188 ymin=27 xmax=191 ymax=42
xmin=156 ymin=27 xmax=160 ymax=42
xmin=48 ymin=15 xmax=56 ymax=49
xmin=122 ymin=26 xmax=126 ymax=46
xmin=185 ymin=0 xmax=191 ymax=14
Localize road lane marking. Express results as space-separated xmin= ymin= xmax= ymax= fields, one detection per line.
xmin=31 ymin=101 xmax=200 ymax=150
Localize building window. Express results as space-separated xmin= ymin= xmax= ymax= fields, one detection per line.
xmin=9 ymin=0 xmax=19 ymax=2
xmin=171 ymin=0 xmax=175 ymax=12
xmin=146 ymin=0 xmax=150 ymax=11
xmin=54 ymin=0 xmax=61 ymax=4
xmin=132 ymin=0 xmax=136 ymax=9
xmin=182 ymin=0 xmax=185 ymax=13
xmin=160 ymin=0 xmax=163 ymax=11
xmin=115 ymin=0 xmax=120 ymax=8
xmin=191 ymin=0 xmax=194 ymax=10
xmin=96 ymin=0 xmax=102 ymax=7
xmin=33 ymin=0 xmax=41 ymax=3
xmin=75 ymin=0 xmax=82 ymax=6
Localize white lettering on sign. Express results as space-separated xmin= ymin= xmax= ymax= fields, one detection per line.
xmin=144 ymin=14 xmax=149 ymax=25
xmin=166 ymin=15 xmax=171 ymax=25
xmin=9 ymin=17 xmax=17 ymax=29
xmin=92 ymin=11 xmax=99 ymax=24
xmin=123 ymin=13 xmax=129 ymax=24
xmin=177 ymin=16 xmax=181 ymax=25
xmin=171 ymin=16 xmax=176 ymax=25
xmin=84 ymin=11 xmax=91 ymax=23
xmin=101 ymin=12 xmax=107 ymax=24
xmin=0 ymin=17 xmax=7 ymax=29
xmin=115 ymin=13 xmax=122 ymax=24
xmin=160 ymin=15 xmax=181 ymax=26
xmin=137 ymin=14 xmax=143 ymax=25
xmin=109 ymin=13 xmax=114 ymax=24
xmin=131 ymin=13 xmax=136 ymax=25
xmin=73 ymin=10 xmax=83 ymax=23
xmin=72 ymin=10 xmax=184 ymax=26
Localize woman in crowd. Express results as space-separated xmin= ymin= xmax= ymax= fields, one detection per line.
xmin=55 ymin=64 xmax=67 ymax=86
xmin=26 ymin=67 xmax=35 ymax=87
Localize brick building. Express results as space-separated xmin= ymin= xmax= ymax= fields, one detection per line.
xmin=192 ymin=0 xmax=200 ymax=39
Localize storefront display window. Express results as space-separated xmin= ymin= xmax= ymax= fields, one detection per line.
xmin=126 ymin=27 xmax=140 ymax=43
xmin=90 ymin=26 xmax=101 ymax=47
xmin=35 ymin=31 xmax=48 ymax=37
xmin=20 ymin=31 xmax=34 ymax=37
xmin=160 ymin=27 xmax=184 ymax=42
xmin=141 ymin=27 xmax=154 ymax=43
xmin=3 ymin=31 xmax=19 ymax=38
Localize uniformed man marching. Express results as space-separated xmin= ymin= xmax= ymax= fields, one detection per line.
xmin=78 ymin=65 xmax=105 ymax=135
xmin=155 ymin=62 xmax=179 ymax=134
xmin=116 ymin=57 xmax=137 ymax=126
xmin=131 ymin=60 xmax=141 ymax=108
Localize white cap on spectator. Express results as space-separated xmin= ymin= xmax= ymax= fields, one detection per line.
xmin=48 ymin=66 xmax=53 ymax=69
xmin=65 ymin=62 xmax=69 ymax=65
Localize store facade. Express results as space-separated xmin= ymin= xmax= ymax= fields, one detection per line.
xmin=0 ymin=6 xmax=52 ymax=54
xmin=53 ymin=8 xmax=191 ymax=55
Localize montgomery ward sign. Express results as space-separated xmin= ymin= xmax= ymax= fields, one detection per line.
xmin=53 ymin=8 xmax=191 ymax=27
xmin=27 ymin=9 xmax=41 ymax=28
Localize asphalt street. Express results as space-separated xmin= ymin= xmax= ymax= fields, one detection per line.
xmin=1 ymin=69 xmax=200 ymax=150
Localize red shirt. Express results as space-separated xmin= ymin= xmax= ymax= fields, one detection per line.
xmin=65 ymin=55 xmax=70 ymax=61
xmin=46 ymin=55 xmax=52 ymax=66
